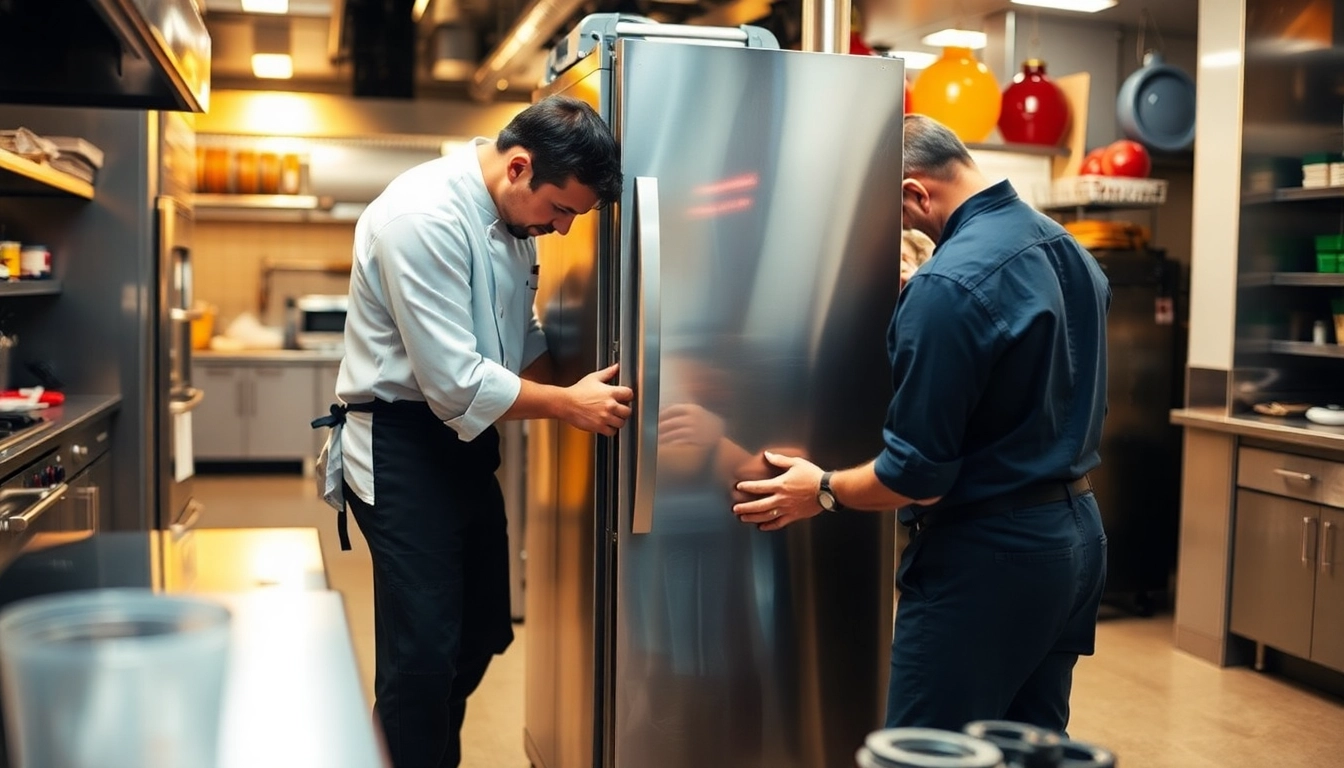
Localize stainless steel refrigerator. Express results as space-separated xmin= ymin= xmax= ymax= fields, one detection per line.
xmin=525 ymin=17 xmax=907 ymax=768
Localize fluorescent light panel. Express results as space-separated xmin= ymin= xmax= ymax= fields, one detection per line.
xmin=1011 ymin=0 xmax=1117 ymax=11
xmin=241 ymin=0 xmax=288 ymax=13
xmin=920 ymin=29 xmax=988 ymax=49
xmin=251 ymin=54 xmax=294 ymax=79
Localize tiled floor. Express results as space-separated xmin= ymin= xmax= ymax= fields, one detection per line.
xmin=196 ymin=473 xmax=1344 ymax=768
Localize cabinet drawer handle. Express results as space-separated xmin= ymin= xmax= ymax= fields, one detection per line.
xmin=1324 ymin=521 xmax=1336 ymax=574
xmin=1274 ymin=468 xmax=1315 ymax=483
xmin=1303 ymin=516 xmax=1319 ymax=566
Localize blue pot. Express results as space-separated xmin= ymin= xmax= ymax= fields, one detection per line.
xmin=1116 ymin=52 xmax=1196 ymax=152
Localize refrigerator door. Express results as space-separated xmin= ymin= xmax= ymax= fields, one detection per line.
xmin=612 ymin=41 xmax=905 ymax=768
xmin=525 ymin=55 xmax=615 ymax=768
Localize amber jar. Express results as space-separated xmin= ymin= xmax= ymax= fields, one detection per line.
xmin=258 ymin=152 xmax=280 ymax=194
xmin=279 ymin=153 xmax=301 ymax=195
xmin=234 ymin=150 xmax=258 ymax=194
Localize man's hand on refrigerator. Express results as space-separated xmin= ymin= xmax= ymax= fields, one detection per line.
xmin=732 ymin=451 xmax=824 ymax=531
xmin=561 ymin=363 xmax=633 ymax=436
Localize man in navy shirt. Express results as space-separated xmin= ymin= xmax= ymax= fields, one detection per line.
xmin=734 ymin=114 xmax=1110 ymax=732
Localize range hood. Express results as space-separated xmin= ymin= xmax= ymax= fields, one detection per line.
xmin=0 ymin=0 xmax=211 ymax=112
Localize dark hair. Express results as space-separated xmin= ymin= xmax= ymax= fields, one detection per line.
xmin=903 ymin=114 xmax=975 ymax=181
xmin=497 ymin=95 xmax=623 ymax=206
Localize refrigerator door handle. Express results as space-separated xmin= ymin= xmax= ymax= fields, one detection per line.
xmin=632 ymin=176 xmax=661 ymax=535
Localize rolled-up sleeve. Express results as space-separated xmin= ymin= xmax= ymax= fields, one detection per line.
xmin=873 ymin=274 xmax=1007 ymax=499
xmin=373 ymin=213 xmax=520 ymax=440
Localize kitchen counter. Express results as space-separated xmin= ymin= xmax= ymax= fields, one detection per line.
xmin=0 ymin=528 xmax=383 ymax=768
xmin=0 ymin=394 xmax=120 ymax=468
xmin=1170 ymin=407 xmax=1344 ymax=452
xmin=196 ymin=349 xmax=344 ymax=364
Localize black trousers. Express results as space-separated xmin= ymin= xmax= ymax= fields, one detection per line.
xmin=344 ymin=402 xmax=513 ymax=768
xmin=886 ymin=491 xmax=1107 ymax=733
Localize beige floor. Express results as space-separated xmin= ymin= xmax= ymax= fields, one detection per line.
xmin=196 ymin=474 xmax=1344 ymax=768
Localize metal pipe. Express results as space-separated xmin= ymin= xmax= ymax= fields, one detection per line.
xmin=468 ymin=0 xmax=589 ymax=102
xmin=801 ymin=0 xmax=850 ymax=54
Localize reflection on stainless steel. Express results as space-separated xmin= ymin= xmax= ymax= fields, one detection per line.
xmin=0 ymin=419 xmax=54 ymax=461
xmin=525 ymin=27 xmax=904 ymax=768
xmin=0 ymin=484 xmax=68 ymax=532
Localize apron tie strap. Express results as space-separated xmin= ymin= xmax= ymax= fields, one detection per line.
xmin=310 ymin=403 xmax=348 ymax=430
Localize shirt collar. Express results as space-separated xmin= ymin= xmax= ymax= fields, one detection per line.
xmin=938 ymin=179 xmax=1019 ymax=247
xmin=458 ymin=137 xmax=504 ymax=224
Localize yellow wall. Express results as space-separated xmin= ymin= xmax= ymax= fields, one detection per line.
xmin=193 ymin=220 xmax=355 ymax=329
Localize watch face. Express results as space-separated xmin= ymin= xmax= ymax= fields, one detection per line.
xmin=818 ymin=490 xmax=837 ymax=511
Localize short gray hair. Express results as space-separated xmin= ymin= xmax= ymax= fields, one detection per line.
xmin=903 ymin=114 xmax=974 ymax=180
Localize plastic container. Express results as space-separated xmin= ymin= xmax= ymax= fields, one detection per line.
xmin=19 ymin=244 xmax=50 ymax=279
xmin=0 ymin=589 xmax=232 ymax=768
xmin=0 ymin=240 xmax=19 ymax=280
xmin=1317 ymin=252 xmax=1339 ymax=273
xmin=190 ymin=302 xmax=217 ymax=350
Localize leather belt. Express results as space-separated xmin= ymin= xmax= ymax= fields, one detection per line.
xmin=907 ymin=475 xmax=1092 ymax=533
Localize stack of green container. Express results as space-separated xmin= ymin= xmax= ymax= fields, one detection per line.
xmin=1316 ymin=234 xmax=1344 ymax=272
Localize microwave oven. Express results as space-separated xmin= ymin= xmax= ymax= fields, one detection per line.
xmin=292 ymin=295 xmax=347 ymax=350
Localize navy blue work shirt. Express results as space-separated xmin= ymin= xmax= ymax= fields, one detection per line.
xmin=874 ymin=180 xmax=1110 ymax=521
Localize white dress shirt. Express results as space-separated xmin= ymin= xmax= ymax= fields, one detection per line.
xmin=317 ymin=138 xmax=547 ymax=508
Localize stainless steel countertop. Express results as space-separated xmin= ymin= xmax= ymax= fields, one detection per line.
xmin=1170 ymin=407 xmax=1344 ymax=453
xmin=214 ymin=590 xmax=384 ymax=768
xmin=195 ymin=349 xmax=344 ymax=364
xmin=0 ymin=394 xmax=121 ymax=467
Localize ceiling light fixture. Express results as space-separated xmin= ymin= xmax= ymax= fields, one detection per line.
xmin=252 ymin=21 xmax=293 ymax=80
xmin=240 ymin=0 xmax=289 ymax=14
xmin=251 ymin=54 xmax=294 ymax=79
xmin=920 ymin=29 xmax=989 ymax=49
xmin=1010 ymin=0 xmax=1117 ymax=11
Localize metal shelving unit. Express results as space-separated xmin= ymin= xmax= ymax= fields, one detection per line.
xmin=0 ymin=281 xmax=62 ymax=297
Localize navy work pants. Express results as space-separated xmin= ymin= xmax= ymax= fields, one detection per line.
xmin=886 ymin=491 xmax=1107 ymax=733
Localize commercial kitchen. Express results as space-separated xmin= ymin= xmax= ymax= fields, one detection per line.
xmin=0 ymin=0 xmax=1341 ymax=765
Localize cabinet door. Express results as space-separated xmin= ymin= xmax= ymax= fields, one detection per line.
xmin=313 ymin=364 xmax=340 ymax=461
xmin=247 ymin=366 xmax=316 ymax=459
xmin=193 ymin=365 xmax=246 ymax=459
xmin=1230 ymin=489 xmax=1318 ymax=658
xmin=1312 ymin=507 xmax=1344 ymax=672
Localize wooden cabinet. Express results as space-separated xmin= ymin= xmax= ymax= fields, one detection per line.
xmin=193 ymin=360 xmax=320 ymax=463
xmin=1231 ymin=446 xmax=1344 ymax=672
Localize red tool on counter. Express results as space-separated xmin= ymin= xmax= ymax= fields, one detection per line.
xmin=0 ymin=390 xmax=63 ymax=405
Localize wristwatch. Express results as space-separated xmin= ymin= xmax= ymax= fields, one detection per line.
xmin=817 ymin=471 xmax=841 ymax=512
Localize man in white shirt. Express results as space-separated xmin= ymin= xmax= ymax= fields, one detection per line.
xmin=313 ymin=96 xmax=630 ymax=767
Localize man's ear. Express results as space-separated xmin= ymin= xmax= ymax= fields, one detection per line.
xmin=902 ymin=178 xmax=931 ymax=213
xmin=506 ymin=151 xmax=532 ymax=183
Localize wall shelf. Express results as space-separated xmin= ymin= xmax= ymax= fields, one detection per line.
xmin=0 ymin=148 xmax=94 ymax=199
xmin=1244 ymin=187 xmax=1344 ymax=204
xmin=0 ymin=280 xmax=61 ymax=297
xmin=1270 ymin=340 xmax=1344 ymax=358
xmin=1240 ymin=272 xmax=1344 ymax=287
